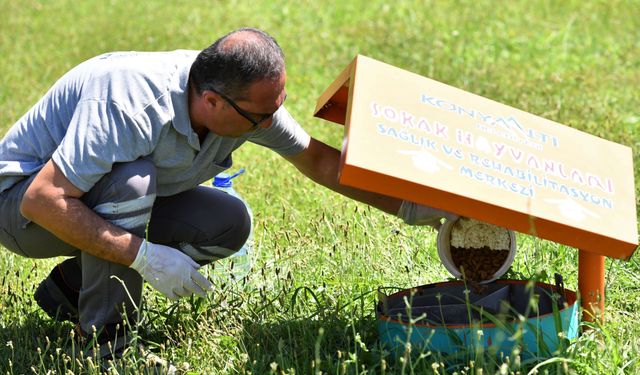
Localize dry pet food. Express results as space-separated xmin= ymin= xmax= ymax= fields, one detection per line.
xmin=449 ymin=218 xmax=510 ymax=282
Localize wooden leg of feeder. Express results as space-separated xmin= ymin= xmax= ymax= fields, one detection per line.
xmin=578 ymin=249 xmax=605 ymax=323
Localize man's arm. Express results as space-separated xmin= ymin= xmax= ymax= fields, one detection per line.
xmin=20 ymin=160 xmax=141 ymax=265
xmin=284 ymin=138 xmax=403 ymax=215
xmin=20 ymin=159 xmax=213 ymax=299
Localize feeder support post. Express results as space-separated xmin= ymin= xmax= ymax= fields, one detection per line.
xmin=578 ymin=249 xmax=605 ymax=323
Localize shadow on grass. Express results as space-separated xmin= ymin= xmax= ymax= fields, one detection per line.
xmin=0 ymin=312 xmax=77 ymax=373
xmin=1 ymin=310 xmax=175 ymax=374
xmin=240 ymin=312 xmax=389 ymax=374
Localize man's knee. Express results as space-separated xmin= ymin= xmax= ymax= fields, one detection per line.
xmin=147 ymin=186 xmax=252 ymax=263
xmin=105 ymin=158 xmax=156 ymax=201
xmin=84 ymin=159 xmax=157 ymax=235
xmin=179 ymin=196 xmax=252 ymax=265
xmin=222 ymin=198 xmax=252 ymax=251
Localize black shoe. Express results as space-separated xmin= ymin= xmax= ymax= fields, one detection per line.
xmin=34 ymin=257 xmax=81 ymax=323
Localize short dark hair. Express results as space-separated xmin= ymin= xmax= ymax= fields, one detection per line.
xmin=190 ymin=28 xmax=285 ymax=100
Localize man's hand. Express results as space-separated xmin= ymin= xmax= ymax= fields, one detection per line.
xmin=130 ymin=240 xmax=213 ymax=300
xmin=397 ymin=200 xmax=458 ymax=230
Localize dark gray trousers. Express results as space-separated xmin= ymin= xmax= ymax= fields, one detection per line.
xmin=0 ymin=159 xmax=251 ymax=334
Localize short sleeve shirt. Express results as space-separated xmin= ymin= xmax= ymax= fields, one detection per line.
xmin=0 ymin=50 xmax=310 ymax=196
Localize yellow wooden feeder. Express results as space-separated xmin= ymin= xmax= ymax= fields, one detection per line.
xmin=314 ymin=55 xmax=638 ymax=325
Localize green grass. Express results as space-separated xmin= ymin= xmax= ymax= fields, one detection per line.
xmin=1 ymin=0 xmax=639 ymax=373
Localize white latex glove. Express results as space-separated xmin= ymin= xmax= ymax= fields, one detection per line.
xmin=397 ymin=200 xmax=459 ymax=230
xmin=130 ymin=239 xmax=213 ymax=300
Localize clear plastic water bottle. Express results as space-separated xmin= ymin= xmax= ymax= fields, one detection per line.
xmin=211 ymin=168 xmax=254 ymax=281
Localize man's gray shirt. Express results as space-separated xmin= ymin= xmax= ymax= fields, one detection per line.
xmin=0 ymin=50 xmax=310 ymax=196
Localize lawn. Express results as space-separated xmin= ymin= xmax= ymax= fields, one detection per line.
xmin=1 ymin=0 xmax=639 ymax=373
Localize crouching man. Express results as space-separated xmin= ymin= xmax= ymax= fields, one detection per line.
xmin=0 ymin=27 xmax=455 ymax=369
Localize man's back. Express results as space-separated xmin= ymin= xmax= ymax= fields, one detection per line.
xmin=0 ymin=50 xmax=198 ymax=194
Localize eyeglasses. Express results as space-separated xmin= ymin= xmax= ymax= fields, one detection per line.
xmin=211 ymin=88 xmax=286 ymax=128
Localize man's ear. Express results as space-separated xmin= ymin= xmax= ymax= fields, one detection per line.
xmin=202 ymin=90 xmax=220 ymax=108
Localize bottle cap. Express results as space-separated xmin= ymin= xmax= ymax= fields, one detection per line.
xmin=213 ymin=175 xmax=233 ymax=188
xmin=212 ymin=168 xmax=245 ymax=188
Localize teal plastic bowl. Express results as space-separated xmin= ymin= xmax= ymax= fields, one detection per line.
xmin=377 ymin=279 xmax=579 ymax=358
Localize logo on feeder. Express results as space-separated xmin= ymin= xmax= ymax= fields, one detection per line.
xmin=420 ymin=93 xmax=560 ymax=150
xmin=398 ymin=149 xmax=453 ymax=174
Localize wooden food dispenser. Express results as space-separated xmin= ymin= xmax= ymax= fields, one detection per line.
xmin=314 ymin=55 xmax=638 ymax=322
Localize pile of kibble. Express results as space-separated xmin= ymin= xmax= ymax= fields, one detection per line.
xmin=450 ymin=246 xmax=509 ymax=282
